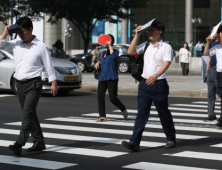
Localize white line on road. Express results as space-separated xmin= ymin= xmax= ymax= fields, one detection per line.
xmin=0 ymin=139 xmax=127 ymax=158
xmin=171 ymin=104 xmax=220 ymax=109
xmin=113 ymin=110 xmax=218 ymax=118
xmin=46 ymin=117 xmax=222 ymax=133
xmin=164 ymin=151 xmax=222 ymax=161
xmin=0 ymin=128 xmax=164 ymax=147
xmin=5 ymin=122 xmax=208 ymax=140
xmin=82 ymin=113 xmax=216 ymax=125
xmin=122 ymin=162 xmax=216 ymax=170
xmin=0 ymin=154 xmax=76 ymax=170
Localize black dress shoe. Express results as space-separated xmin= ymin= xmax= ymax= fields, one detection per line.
xmin=27 ymin=141 xmax=46 ymax=152
xmin=121 ymin=141 xmax=140 ymax=152
xmin=165 ymin=140 xmax=176 ymax=148
xmin=216 ymin=121 xmax=222 ymax=127
xmin=8 ymin=143 xmax=22 ymax=156
xmin=204 ymin=115 xmax=217 ymax=121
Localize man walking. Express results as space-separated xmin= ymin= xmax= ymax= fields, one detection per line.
xmin=205 ymin=25 xmax=222 ymax=126
xmin=203 ymin=26 xmax=220 ymax=121
xmin=0 ymin=16 xmax=58 ymax=156
xmin=121 ymin=19 xmax=176 ymax=152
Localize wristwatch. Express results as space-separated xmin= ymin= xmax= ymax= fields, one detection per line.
xmin=155 ymin=73 xmax=159 ymax=79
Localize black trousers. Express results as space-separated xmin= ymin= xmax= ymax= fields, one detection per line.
xmin=98 ymin=80 xmax=126 ymax=117
xmin=181 ymin=62 xmax=189 ymax=76
xmin=217 ymin=72 xmax=222 ymax=121
xmin=16 ymin=77 xmax=44 ymax=146
xmin=130 ymin=79 xmax=176 ymax=145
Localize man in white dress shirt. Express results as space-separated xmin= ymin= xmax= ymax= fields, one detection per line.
xmin=0 ymin=16 xmax=58 ymax=156
xmin=121 ymin=19 xmax=176 ymax=152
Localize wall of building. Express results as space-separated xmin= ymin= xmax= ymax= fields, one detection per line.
xmin=131 ymin=0 xmax=220 ymax=50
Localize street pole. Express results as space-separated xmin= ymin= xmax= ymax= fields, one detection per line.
xmin=10 ymin=0 xmax=14 ymax=40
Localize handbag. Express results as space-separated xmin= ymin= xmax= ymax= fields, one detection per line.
xmin=94 ymin=66 xmax=101 ymax=80
xmin=131 ymin=42 xmax=150 ymax=82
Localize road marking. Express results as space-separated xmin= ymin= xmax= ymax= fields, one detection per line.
xmin=0 ymin=128 xmax=164 ymax=147
xmin=159 ymin=106 xmax=219 ymax=113
xmin=113 ymin=110 xmax=218 ymax=118
xmin=164 ymin=151 xmax=222 ymax=161
xmin=82 ymin=113 xmax=216 ymax=125
xmin=122 ymin=162 xmax=216 ymax=170
xmin=192 ymin=101 xmax=220 ymax=105
xmin=5 ymin=122 xmax=208 ymax=140
xmin=171 ymin=104 xmax=220 ymax=109
xmin=0 ymin=95 xmax=15 ymax=97
xmin=46 ymin=117 xmax=222 ymax=133
xmin=0 ymin=139 xmax=127 ymax=158
xmin=0 ymin=155 xmax=76 ymax=169
xmin=210 ymin=143 xmax=222 ymax=148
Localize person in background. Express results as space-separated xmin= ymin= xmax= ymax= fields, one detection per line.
xmin=188 ymin=40 xmax=194 ymax=57
xmin=0 ymin=16 xmax=58 ymax=156
xmin=52 ymin=44 xmax=57 ymax=58
xmin=91 ymin=44 xmax=102 ymax=66
xmin=179 ymin=42 xmax=191 ymax=76
xmin=121 ymin=19 xmax=176 ymax=152
xmin=94 ymin=34 xmax=127 ymax=122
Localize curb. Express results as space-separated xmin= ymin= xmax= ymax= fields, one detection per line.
xmin=77 ymin=86 xmax=210 ymax=99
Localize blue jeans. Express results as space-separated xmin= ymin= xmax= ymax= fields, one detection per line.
xmin=130 ymin=79 xmax=176 ymax=146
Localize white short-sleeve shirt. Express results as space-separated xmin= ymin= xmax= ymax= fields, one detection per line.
xmin=136 ymin=40 xmax=173 ymax=79
xmin=209 ymin=44 xmax=222 ymax=72
xmin=179 ymin=48 xmax=191 ymax=63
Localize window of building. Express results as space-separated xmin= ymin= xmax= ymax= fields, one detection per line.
xmin=194 ymin=0 xmax=210 ymax=8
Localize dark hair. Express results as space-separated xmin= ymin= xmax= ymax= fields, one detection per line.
xmin=182 ymin=42 xmax=190 ymax=51
xmin=151 ymin=19 xmax=165 ymax=36
xmin=16 ymin=16 xmax=33 ymax=30
xmin=107 ymin=34 xmax=115 ymax=45
xmin=217 ymin=25 xmax=222 ymax=33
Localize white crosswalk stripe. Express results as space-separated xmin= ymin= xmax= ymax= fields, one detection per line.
xmin=5 ymin=122 xmax=208 ymax=140
xmin=163 ymin=151 xmax=222 ymax=161
xmin=1 ymin=100 xmax=222 ymax=169
xmin=123 ymin=162 xmax=216 ymax=170
xmin=82 ymin=113 xmax=216 ymax=125
xmin=45 ymin=117 xmax=221 ymax=133
xmin=113 ymin=110 xmax=219 ymax=118
xmin=0 ymin=155 xmax=76 ymax=169
xmin=0 ymin=139 xmax=127 ymax=158
xmin=0 ymin=128 xmax=165 ymax=147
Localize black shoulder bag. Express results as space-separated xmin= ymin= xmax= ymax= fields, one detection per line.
xmin=131 ymin=42 xmax=150 ymax=82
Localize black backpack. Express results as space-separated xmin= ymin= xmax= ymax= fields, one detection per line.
xmin=131 ymin=42 xmax=150 ymax=82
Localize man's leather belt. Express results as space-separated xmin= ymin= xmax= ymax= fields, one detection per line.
xmin=16 ymin=76 xmax=41 ymax=83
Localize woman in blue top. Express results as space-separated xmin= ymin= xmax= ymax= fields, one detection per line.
xmin=94 ymin=34 xmax=127 ymax=122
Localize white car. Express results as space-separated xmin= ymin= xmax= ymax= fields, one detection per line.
xmin=0 ymin=49 xmax=82 ymax=94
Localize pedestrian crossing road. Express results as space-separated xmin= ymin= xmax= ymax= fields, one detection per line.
xmin=0 ymin=95 xmax=222 ymax=169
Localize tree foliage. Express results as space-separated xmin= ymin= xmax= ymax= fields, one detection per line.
xmin=0 ymin=0 xmax=148 ymax=52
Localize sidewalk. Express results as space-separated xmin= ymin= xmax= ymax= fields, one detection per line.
xmin=76 ymin=67 xmax=212 ymax=99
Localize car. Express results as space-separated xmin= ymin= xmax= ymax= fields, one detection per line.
xmin=71 ymin=44 xmax=137 ymax=73
xmin=0 ymin=49 xmax=82 ymax=94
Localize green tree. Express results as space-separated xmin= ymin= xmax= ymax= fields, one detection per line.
xmin=0 ymin=0 xmax=11 ymax=25
xmin=26 ymin=0 xmax=148 ymax=53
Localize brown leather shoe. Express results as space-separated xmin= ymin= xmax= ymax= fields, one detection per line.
xmin=27 ymin=141 xmax=46 ymax=152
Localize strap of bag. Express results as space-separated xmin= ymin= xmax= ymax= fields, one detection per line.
xmin=143 ymin=41 xmax=150 ymax=55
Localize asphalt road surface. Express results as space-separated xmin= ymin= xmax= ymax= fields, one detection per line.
xmin=0 ymin=90 xmax=221 ymax=170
